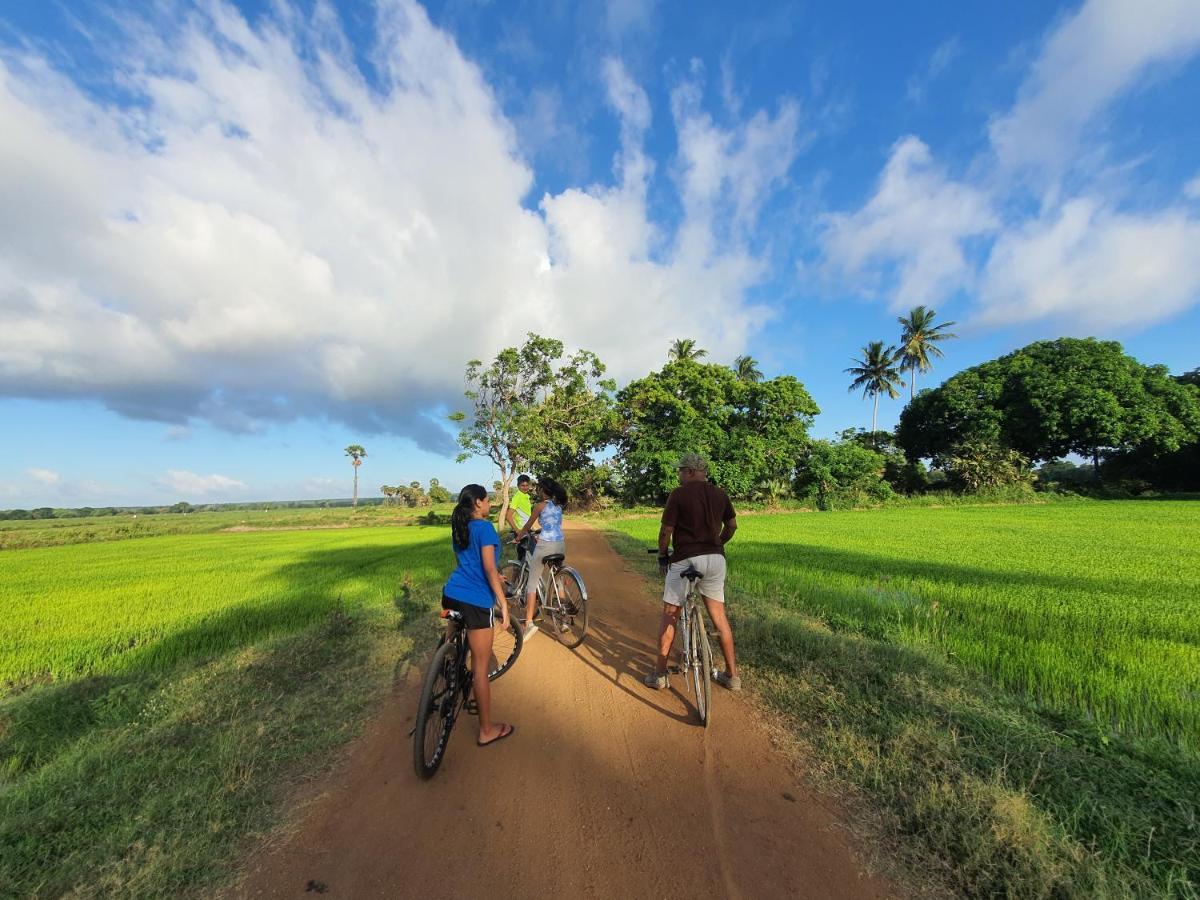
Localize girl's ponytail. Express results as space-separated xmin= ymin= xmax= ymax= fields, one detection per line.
xmin=451 ymin=484 xmax=487 ymax=550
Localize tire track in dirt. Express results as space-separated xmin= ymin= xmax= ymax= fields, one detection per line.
xmin=229 ymin=523 xmax=895 ymax=899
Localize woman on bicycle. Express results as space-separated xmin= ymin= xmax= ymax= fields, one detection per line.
xmin=512 ymin=475 xmax=567 ymax=640
xmin=443 ymin=484 xmax=515 ymax=747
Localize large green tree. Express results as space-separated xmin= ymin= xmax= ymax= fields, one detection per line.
xmin=845 ymin=341 xmax=905 ymax=438
xmin=897 ymin=338 xmax=1200 ymax=470
xmin=897 ymin=305 xmax=957 ymax=399
xmin=616 ymin=359 xmax=819 ymax=501
xmin=451 ymin=333 xmax=616 ymax=524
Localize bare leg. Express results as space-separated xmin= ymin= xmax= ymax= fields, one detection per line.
xmin=523 ymin=564 xmax=542 ymax=630
xmin=468 ymin=627 xmax=509 ymax=743
xmin=704 ymin=597 xmax=738 ymax=678
xmin=655 ymin=603 xmax=682 ymax=673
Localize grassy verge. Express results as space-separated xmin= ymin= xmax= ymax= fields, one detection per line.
xmin=602 ymin=519 xmax=1200 ymax=898
xmin=0 ymin=530 xmax=448 ymax=897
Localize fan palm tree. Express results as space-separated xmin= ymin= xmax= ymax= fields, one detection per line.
xmin=897 ymin=306 xmax=957 ymax=399
xmin=668 ymin=338 xmax=707 ymax=361
xmin=845 ymin=342 xmax=905 ymax=438
xmin=345 ymin=444 xmax=367 ymax=508
xmin=733 ymin=355 xmax=764 ymax=383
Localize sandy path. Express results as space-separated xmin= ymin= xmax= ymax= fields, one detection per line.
xmin=231 ymin=523 xmax=894 ymax=899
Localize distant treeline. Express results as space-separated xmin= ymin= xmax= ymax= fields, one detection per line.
xmin=0 ymin=497 xmax=390 ymax=520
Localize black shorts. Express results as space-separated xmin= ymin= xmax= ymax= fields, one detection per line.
xmin=441 ymin=595 xmax=494 ymax=630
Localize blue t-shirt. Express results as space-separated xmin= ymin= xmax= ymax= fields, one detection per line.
xmin=444 ymin=518 xmax=501 ymax=608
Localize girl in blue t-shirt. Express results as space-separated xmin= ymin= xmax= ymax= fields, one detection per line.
xmin=442 ymin=484 xmax=514 ymax=747
xmin=512 ymin=475 xmax=568 ymax=640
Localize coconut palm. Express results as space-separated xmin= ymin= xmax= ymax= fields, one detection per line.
xmin=668 ymin=338 xmax=707 ymax=361
xmin=345 ymin=444 xmax=367 ymax=508
xmin=733 ymin=355 xmax=764 ymax=383
xmin=897 ymin=306 xmax=957 ymax=399
xmin=845 ymin=342 xmax=905 ymax=437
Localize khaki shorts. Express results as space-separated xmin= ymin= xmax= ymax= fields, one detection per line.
xmin=663 ymin=554 xmax=726 ymax=606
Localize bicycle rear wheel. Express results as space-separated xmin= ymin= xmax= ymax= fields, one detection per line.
xmin=500 ymin=561 xmax=527 ymax=622
xmin=488 ymin=605 xmax=523 ymax=681
xmin=689 ymin=605 xmax=712 ymax=727
xmin=413 ymin=640 xmax=460 ymax=779
xmin=549 ymin=566 xmax=588 ymax=649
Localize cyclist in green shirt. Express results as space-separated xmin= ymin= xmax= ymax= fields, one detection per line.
xmin=505 ymin=474 xmax=534 ymax=559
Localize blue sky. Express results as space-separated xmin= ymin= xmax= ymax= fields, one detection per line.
xmin=2 ymin=0 xmax=1198 ymax=507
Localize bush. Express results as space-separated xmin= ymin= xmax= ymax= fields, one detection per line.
xmin=945 ymin=443 xmax=1035 ymax=494
xmin=794 ymin=440 xmax=894 ymax=510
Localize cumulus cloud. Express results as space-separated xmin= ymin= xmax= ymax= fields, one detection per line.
xmin=821 ymin=137 xmax=997 ymax=309
xmin=820 ymin=0 xmax=1200 ymax=331
xmin=157 ymin=470 xmax=248 ymax=496
xmin=979 ymin=198 xmax=1200 ymax=328
xmin=0 ymin=1 xmax=793 ymax=451
xmin=1186 ymin=174 xmax=1200 ymax=200
xmin=26 ymin=467 xmax=60 ymax=485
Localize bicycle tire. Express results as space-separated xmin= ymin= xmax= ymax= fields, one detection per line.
xmin=413 ymin=639 xmax=461 ymax=779
xmin=488 ymin=604 xmax=523 ymax=681
xmin=549 ymin=566 xmax=588 ymax=648
xmin=689 ymin=603 xmax=712 ymax=727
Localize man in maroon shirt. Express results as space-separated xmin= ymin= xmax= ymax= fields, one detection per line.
xmin=643 ymin=452 xmax=741 ymax=691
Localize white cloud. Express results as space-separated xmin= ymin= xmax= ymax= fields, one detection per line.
xmin=989 ymin=0 xmax=1200 ymax=181
xmin=0 ymin=1 xmax=787 ymax=453
xmin=1185 ymin=174 xmax=1200 ymax=199
xmin=906 ymin=36 xmax=962 ymax=104
xmin=979 ymin=198 xmax=1200 ymax=328
xmin=157 ymin=470 xmax=248 ymax=496
xmin=821 ymin=137 xmax=997 ymax=308
xmin=26 ymin=467 xmax=60 ymax=485
xmin=821 ymin=0 xmax=1200 ymax=331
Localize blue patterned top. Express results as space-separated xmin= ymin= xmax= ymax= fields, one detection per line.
xmin=539 ymin=499 xmax=564 ymax=542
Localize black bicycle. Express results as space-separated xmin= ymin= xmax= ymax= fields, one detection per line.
xmin=412 ymin=605 xmax=522 ymax=779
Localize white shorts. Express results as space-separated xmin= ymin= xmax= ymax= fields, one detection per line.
xmin=662 ymin=554 xmax=727 ymax=606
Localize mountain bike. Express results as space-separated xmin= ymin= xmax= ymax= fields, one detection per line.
xmin=648 ymin=550 xmax=713 ymax=726
xmin=501 ymin=535 xmax=589 ymax=648
xmin=412 ymin=605 xmax=522 ymax=779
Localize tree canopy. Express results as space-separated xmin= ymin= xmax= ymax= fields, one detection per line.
xmin=615 ymin=359 xmax=819 ymax=501
xmin=451 ymin=333 xmax=616 ymax=519
xmin=896 ymin=338 xmax=1200 ymax=467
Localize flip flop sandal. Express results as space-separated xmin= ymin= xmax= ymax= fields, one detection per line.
xmin=477 ymin=723 xmax=515 ymax=747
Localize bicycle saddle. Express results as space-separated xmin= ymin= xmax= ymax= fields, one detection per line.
xmin=542 ymin=553 xmax=566 ymax=566
xmin=680 ymin=565 xmax=702 ymax=580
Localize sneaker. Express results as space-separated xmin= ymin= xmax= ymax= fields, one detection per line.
xmin=642 ymin=671 xmax=668 ymax=690
xmin=713 ymin=670 xmax=741 ymax=692
xmin=523 ymin=624 xmax=539 ymax=640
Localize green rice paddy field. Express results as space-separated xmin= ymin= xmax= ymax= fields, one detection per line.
xmin=607 ymin=500 xmax=1200 ymax=748
xmin=0 ymin=526 xmax=450 ymax=688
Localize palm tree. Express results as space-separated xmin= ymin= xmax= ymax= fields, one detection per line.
xmin=380 ymin=484 xmax=392 ymax=506
xmin=897 ymin=305 xmax=958 ymax=399
xmin=345 ymin=444 xmax=367 ymax=508
xmin=733 ymin=355 xmax=763 ymax=383
xmin=845 ymin=342 xmax=905 ymax=438
xmin=668 ymin=338 xmax=707 ymax=361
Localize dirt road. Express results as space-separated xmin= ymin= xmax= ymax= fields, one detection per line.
xmin=231 ymin=523 xmax=894 ymax=899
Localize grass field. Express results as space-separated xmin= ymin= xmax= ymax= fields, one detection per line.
xmin=0 ymin=522 xmax=451 ymax=897
xmin=605 ymin=500 xmax=1200 ymax=897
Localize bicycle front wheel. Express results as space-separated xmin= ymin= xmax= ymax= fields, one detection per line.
xmin=549 ymin=566 xmax=588 ymax=649
xmin=413 ymin=640 xmax=460 ymax=779
xmin=488 ymin=604 xmax=523 ymax=681
xmin=500 ymin=561 xmax=526 ymax=621
xmin=689 ymin=606 xmax=712 ymax=727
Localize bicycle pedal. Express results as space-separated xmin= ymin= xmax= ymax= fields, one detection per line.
xmin=464 ymin=700 xmax=479 ymax=716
